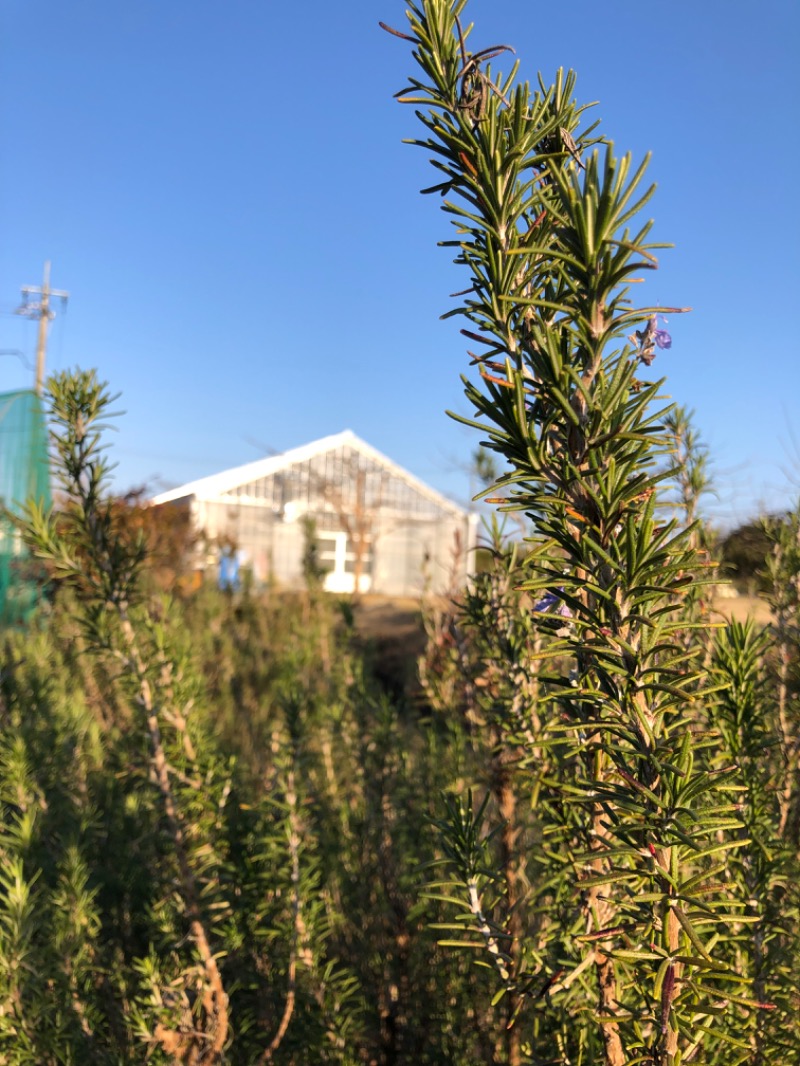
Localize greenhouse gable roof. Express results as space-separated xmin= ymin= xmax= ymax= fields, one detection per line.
xmin=150 ymin=430 xmax=466 ymax=517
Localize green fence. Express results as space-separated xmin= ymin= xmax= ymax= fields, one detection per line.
xmin=0 ymin=389 xmax=51 ymax=625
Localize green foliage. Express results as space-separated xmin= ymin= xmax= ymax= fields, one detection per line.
xmin=0 ymin=7 xmax=798 ymax=1065
xmin=0 ymin=366 xmax=519 ymax=1064
xmin=763 ymin=502 xmax=800 ymax=846
xmin=2 ymin=371 xmax=371 ymax=1063
xmin=385 ymin=1 xmax=800 ymax=1062
xmin=707 ymin=620 xmax=800 ymax=1059
xmin=300 ymin=514 xmax=326 ymax=589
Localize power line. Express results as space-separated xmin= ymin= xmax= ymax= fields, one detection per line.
xmin=0 ymin=349 xmax=35 ymax=372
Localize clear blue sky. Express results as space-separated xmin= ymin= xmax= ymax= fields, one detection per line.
xmin=2 ymin=0 xmax=798 ymax=529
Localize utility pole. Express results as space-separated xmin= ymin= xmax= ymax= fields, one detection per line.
xmin=15 ymin=261 xmax=69 ymax=395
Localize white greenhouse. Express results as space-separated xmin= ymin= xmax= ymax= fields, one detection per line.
xmin=150 ymin=430 xmax=477 ymax=597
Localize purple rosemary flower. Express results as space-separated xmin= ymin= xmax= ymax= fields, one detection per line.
xmin=532 ymin=589 xmax=573 ymax=618
xmin=532 ymin=590 xmax=559 ymax=612
xmin=653 ymin=315 xmax=672 ymax=350
xmin=634 ymin=314 xmax=672 ymax=366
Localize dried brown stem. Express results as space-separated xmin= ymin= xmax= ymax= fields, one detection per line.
xmin=119 ymin=614 xmax=229 ymax=1062
xmin=493 ymin=751 xmax=522 ymax=1066
xmin=583 ymin=802 xmax=626 ymax=1066
xmin=260 ymin=769 xmax=302 ymax=1063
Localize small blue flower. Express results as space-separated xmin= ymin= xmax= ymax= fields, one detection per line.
xmin=633 ymin=314 xmax=672 ymax=366
xmin=532 ymin=589 xmax=573 ymax=619
xmin=653 ymin=315 xmax=672 ymax=350
xmin=533 ymin=590 xmax=559 ymax=612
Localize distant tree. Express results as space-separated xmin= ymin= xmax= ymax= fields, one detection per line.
xmin=117 ymin=488 xmax=200 ymax=593
xmin=720 ymin=517 xmax=782 ymax=591
xmin=469 ymin=447 xmax=497 ymax=498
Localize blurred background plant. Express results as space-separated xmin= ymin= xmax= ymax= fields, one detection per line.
xmin=0 ymin=368 xmax=522 ymax=1063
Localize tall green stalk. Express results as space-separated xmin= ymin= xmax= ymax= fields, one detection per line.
xmin=384 ymin=2 xmax=773 ymax=1060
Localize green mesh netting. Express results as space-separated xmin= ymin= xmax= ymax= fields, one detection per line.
xmin=0 ymin=389 xmax=51 ymax=626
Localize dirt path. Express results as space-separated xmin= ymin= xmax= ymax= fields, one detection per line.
xmin=353 ymin=595 xmax=427 ymax=696
xmin=710 ymin=594 xmax=773 ymax=627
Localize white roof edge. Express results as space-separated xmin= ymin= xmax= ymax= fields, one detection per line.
xmin=150 ymin=430 xmax=356 ymax=506
xmin=150 ymin=429 xmax=466 ymax=516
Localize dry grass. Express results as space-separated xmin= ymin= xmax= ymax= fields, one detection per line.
xmin=710 ymin=593 xmax=773 ymax=627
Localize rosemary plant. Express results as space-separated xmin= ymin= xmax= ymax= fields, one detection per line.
xmin=14 ymin=370 xmax=366 ymax=1064
xmin=763 ymin=502 xmax=800 ymax=845
xmin=384 ymin=2 xmax=785 ymax=1061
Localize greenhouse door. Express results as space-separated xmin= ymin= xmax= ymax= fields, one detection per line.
xmin=317 ymin=532 xmax=372 ymax=595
